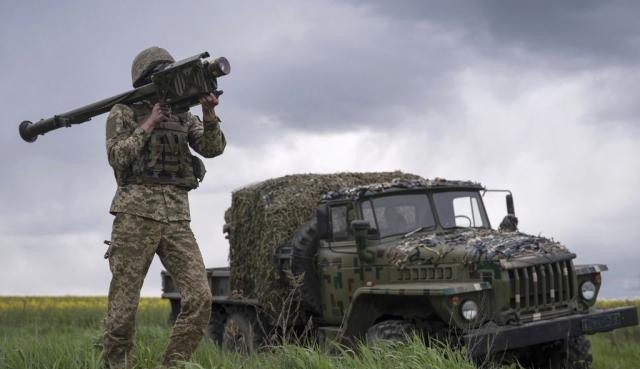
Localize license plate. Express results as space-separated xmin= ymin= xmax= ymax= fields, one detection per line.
xmin=582 ymin=313 xmax=621 ymax=333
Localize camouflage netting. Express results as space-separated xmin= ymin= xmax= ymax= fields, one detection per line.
xmin=322 ymin=177 xmax=482 ymax=201
xmin=227 ymin=171 xmax=424 ymax=313
xmin=389 ymin=229 xmax=570 ymax=269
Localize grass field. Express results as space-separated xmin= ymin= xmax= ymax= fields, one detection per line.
xmin=0 ymin=296 xmax=638 ymax=368
xmin=590 ymin=299 xmax=640 ymax=369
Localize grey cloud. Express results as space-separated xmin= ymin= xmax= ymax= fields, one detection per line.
xmin=0 ymin=233 xmax=112 ymax=295
xmin=357 ymin=1 xmax=640 ymax=67
xmin=1 ymin=0 xmax=639 ymax=300
xmin=222 ymin=0 xmax=640 ymax=143
xmin=573 ymin=247 xmax=640 ymax=300
xmin=225 ymin=13 xmax=469 ymax=139
xmin=587 ymin=72 xmax=640 ymax=135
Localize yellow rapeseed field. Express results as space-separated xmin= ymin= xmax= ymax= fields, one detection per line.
xmin=0 ymin=296 xmax=170 ymax=330
xmin=0 ymin=296 xmax=168 ymax=311
xmin=595 ymin=298 xmax=640 ymax=310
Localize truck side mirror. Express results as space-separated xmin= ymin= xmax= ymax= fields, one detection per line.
xmin=506 ymin=194 xmax=515 ymax=216
xmin=351 ymin=220 xmax=374 ymax=264
xmin=316 ymin=205 xmax=331 ymax=240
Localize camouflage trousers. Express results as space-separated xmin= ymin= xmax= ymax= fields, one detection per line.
xmin=102 ymin=213 xmax=212 ymax=369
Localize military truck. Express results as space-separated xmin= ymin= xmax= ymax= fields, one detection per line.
xmin=161 ymin=173 xmax=638 ymax=368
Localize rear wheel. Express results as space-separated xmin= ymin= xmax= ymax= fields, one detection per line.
xmin=366 ymin=320 xmax=415 ymax=347
xmin=222 ymin=308 xmax=269 ymax=354
xmin=205 ymin=305 xmax=225 ymax=345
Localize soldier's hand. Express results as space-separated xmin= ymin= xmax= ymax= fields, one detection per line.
xmin=142 ymin=104 xmax=170 ymax=133
xmin=200 ymin=92 xmax=222 ymax=122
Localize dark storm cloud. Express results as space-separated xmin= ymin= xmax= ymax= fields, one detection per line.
xmin=228 ymin=10 xmax=468 ymax=139
xmin=225 ymin=0 xmax=640 ymax=142
xmin=358 ymin=0 xmax=640 ymax=66
xmin=0 ymin=0 xmax=466 ymax=146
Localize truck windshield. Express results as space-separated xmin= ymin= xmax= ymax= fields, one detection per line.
xmin=361 ymin=194 xmax=436 ymax=238
xmin=432 ymin=191 xmax=489 ymax=229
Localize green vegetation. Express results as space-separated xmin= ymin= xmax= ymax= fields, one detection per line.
xmin=0 ymin=296 xmax=638 ymax=368
xmin=590 ymin=299 xmax=640 ymax=369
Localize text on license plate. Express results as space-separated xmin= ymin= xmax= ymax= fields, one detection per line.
xmin=582 ymin=313 xmax=621 ymax=333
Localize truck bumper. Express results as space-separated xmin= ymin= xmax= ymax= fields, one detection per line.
xmin=464 ymin=306 xmax=638 ymax=356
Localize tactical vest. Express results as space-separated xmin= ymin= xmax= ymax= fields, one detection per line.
xmin=117 ymin=103 xmax=206 ymax=190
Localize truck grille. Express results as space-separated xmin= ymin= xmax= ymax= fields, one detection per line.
xmin=508 ymin=260 xmax=576 ymax=313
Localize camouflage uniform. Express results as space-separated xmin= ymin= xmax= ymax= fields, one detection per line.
xmin=102 ymin=102 xmax=226 ymax=369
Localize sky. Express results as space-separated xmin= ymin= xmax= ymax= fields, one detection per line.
xmin=1 ymin=0 xmax=639 ymax=299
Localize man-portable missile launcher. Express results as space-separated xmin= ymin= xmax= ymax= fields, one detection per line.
xmin=19 ymin=51 xmax=230 ymax=143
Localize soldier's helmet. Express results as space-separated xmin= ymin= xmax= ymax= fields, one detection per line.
xmin=131 ymin=46 xmax=175 ymax=88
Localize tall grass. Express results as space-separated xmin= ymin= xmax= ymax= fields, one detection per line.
xmin=185 ymin=337 xmax=477 ymax=369
xmin=589 ymin=299 xmax=640 ymax=369
xmin=0 ymin=296 xmax=479 ymax=368
xmin=0 ymin=296 xmax=638 ymax=368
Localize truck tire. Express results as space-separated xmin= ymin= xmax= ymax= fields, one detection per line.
xmin=205 ymin=305 xmax=225 ymax=345
xmin=222 ymin=308 xmax=269 ymax=354
xmin=366 ymin=320 xmax=415 ymax=347
xmin=285 ymin=219 xmax=322 ymax=315
xmin=521 ymin=335 xmax=593 ymax=369
xmin=549 ymin=335 xmax=593 ymax=369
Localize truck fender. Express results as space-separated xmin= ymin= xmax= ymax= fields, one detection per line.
xmin=341 ymin=282 xmax=492 ymax=343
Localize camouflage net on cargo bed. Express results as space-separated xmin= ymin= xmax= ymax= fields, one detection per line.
xmin=227 ymin=171 xmax=424 ymax=314
xmin=389 ymin=229 xmax=570 ymax=269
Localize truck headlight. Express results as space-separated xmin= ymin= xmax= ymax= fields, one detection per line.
xmin=580 ymin=281 xmax=596 ymax=300
xmin=461 ymin=300 xmax=478 ymax=320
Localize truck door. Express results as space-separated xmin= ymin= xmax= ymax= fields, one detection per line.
xmin=318 ymin=204 xmax=359 ymax=324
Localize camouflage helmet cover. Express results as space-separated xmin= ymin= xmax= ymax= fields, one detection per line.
xmin=131 ymin=46 xmax=175 ymax=87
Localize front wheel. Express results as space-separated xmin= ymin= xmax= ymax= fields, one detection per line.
xmin=366 ymin=320 xmax=415 ymax=347
xmin=520 ymin=335 xmax=593 ymax=369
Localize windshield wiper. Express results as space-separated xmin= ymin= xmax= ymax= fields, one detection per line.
xmin=403 ymin=226 xmax=430 ymax=238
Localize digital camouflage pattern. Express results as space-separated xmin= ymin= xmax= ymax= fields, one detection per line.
xmin=227 ymin=171 xmax=424 ymax=314
xmin=388 ymin=229 xmax=570 ymax=269
xmin=104 ymin=99 xmax=225 ymax=368
xmin=105 ymin=102 xmax=226 ymax=222
xmin=115 ymin=102 xmax=208 ymax=190
xmin=103 ymin=213 xmax=212 ymax=369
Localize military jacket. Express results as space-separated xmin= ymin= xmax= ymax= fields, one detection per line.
xmin=106 ymin=102 xmax=226 ymax=222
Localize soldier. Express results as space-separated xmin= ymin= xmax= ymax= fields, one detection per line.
xmin=101 ymin=46 xmax=226 ymax=369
